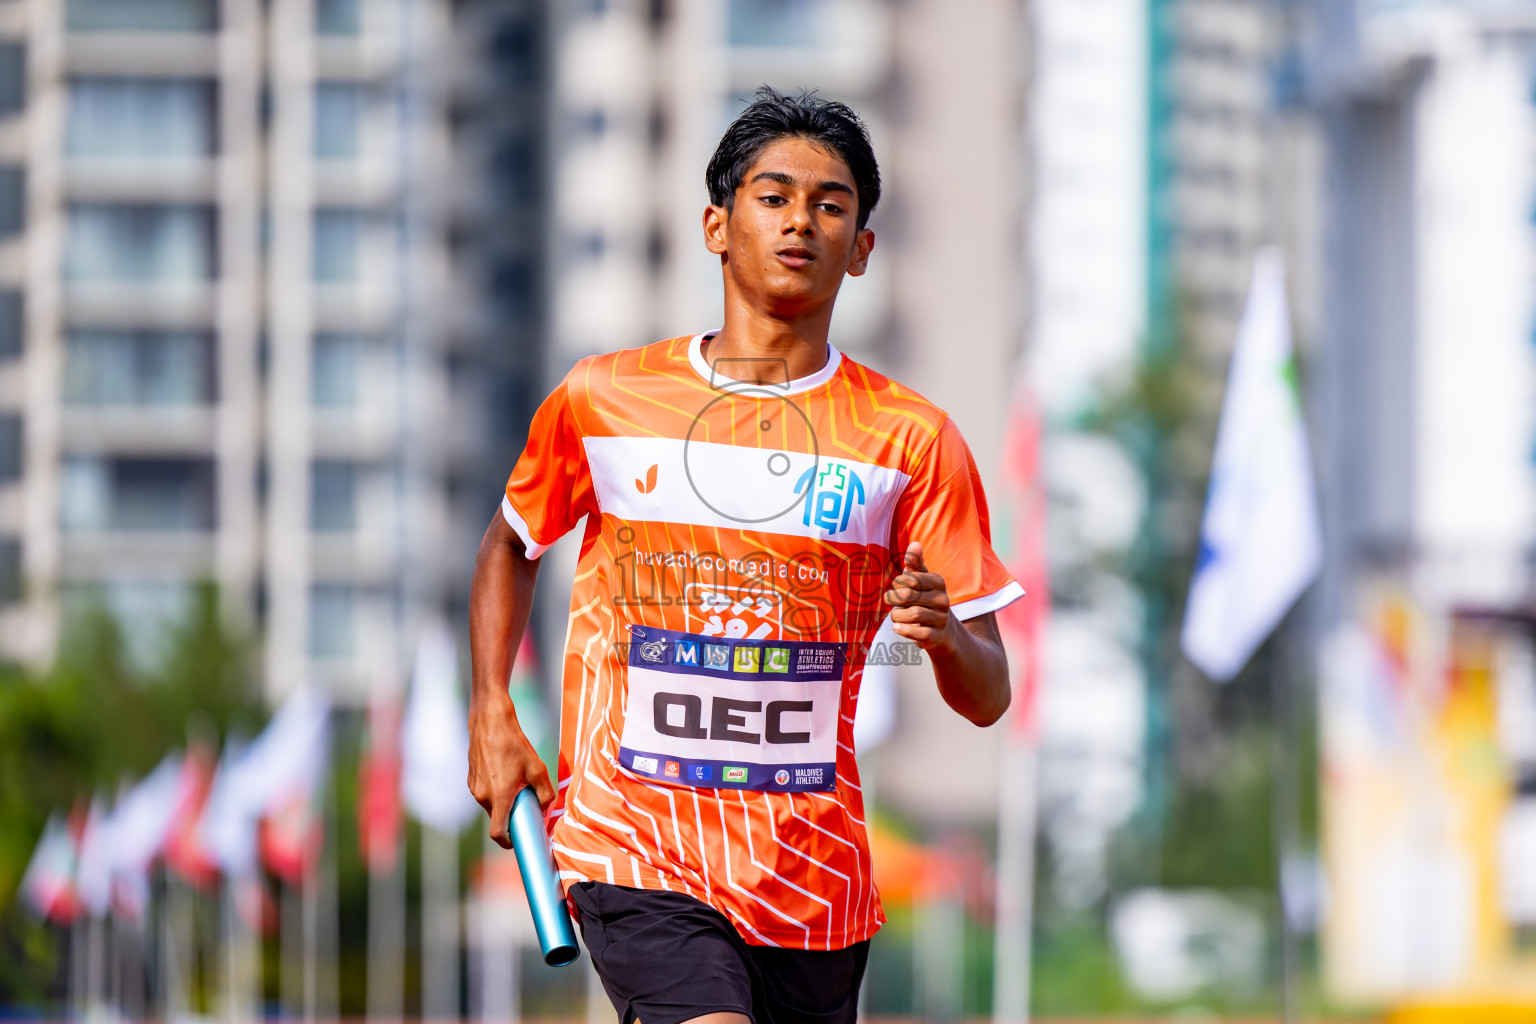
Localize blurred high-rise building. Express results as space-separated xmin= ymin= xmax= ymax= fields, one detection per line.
xmin=1150 ymin=0 xmax=1320 ymax=359
xmin=0 ymin=0 xmax=547 ymax=702
xmin=1314 ymin=0 xmax=1536 ymax=622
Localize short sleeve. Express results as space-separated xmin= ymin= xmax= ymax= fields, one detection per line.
xmin=892 ymin=417 xmax=1024 ymax=619
xmin=501 ymin=371 xmax=597 ymax=558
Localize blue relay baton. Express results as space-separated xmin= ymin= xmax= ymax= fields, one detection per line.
xmin=507 ymin=786 xmax=580 ymax=966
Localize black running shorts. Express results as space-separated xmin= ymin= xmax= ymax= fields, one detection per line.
xmin=569 ymin=880 xmax=870 ymax=1024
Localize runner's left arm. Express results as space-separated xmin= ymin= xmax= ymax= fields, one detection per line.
xmin=884 ymin=541 xmax=1010 ymax=726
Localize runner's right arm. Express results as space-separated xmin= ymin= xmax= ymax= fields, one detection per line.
xmin=468 ymin=512 xmax=556 ymax=849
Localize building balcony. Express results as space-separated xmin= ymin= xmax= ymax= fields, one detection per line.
xmin=59 ymin=406 xmax=217 ymax=456
xmin=62 ymin=157 xmax=219 ymax=204
xmin=62 ymin=282 xmax=217 ymax=330
xmin=58 ymin=529 xmax=216 ymax=579
xmin=62 ymin=34 xmax=220 ymax=77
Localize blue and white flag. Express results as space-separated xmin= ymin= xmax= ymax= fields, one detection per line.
xmin=1182 ymin=248 xmax=1322 ymax=681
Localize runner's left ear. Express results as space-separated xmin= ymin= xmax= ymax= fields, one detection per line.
xmin=846 ymin=228 xmax=875 ymax=277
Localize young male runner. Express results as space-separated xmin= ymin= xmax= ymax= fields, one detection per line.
xmin=467 ymin=87 xmax=1022 ymax=1024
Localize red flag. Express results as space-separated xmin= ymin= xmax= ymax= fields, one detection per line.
xmin=163 ymin=742 xmax=220 ymax=887
xmin=994 ymin=387 xmax=1049 ymax=739
xmin=357 ymin=694 xmax=403 ymax=877
xmin=259 ymin=792 xmax=323 ymax=886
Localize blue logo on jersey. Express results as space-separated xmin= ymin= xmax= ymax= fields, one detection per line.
xmin=674 ymin=640 xmax=699 ymax=666
xmin=689 ymin=764 xmax=712 ymax=782
xmin=795 ymin=462 xmax=866 ymax=536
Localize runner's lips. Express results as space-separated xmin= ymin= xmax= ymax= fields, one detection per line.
xmin=776 ymin=246 xmax=815 ymax=267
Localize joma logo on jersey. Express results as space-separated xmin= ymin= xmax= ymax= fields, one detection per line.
xmin=795 ymin=462 xmax=866 ymax=536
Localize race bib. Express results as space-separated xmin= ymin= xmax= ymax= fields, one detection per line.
xmin=617 ymin=625 xmax=845 ymax=792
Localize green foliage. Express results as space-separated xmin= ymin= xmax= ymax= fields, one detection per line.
xmin=0 ymin=583 xmax=260 ymax=1003
xmin=1030 ymin=916 xmax=1141 ymax=1016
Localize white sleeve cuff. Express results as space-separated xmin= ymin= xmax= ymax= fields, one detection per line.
xmin=501 ymin=496 xmax=552 ymax=559
xmin=951 ymin=580 xmax=1025 ymax=620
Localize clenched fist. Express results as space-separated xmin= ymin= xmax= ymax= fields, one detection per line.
xmin=468 ymin=692 xmax=556 ymax=849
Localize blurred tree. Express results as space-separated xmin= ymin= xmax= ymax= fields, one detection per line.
xmin=0 ymin=582 xmax=260 ymax=1003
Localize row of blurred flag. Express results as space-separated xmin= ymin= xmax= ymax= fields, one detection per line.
xmin=18 ymin=623 xmax=539 ymax=928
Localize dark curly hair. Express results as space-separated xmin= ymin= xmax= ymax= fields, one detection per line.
xmin=706 ymin=86 xmax=881 ymax=230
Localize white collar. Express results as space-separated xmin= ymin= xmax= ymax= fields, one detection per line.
xmin=687 ymin=330 xmax=843 ymax=397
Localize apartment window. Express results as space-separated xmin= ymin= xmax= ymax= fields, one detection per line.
xmin=66 ymin=0 xmax=217 ymax=32
xmin=61 ymin=456 xmax=215 ymax=532
xmin=312 ymin=334 xmax=358 ymax=409
xmin=314 ymin=83 xmax=362 ymax=160
xmin=312 ymin=209 xmax=360 ymax=283
xmin=491 ymin=136 xmax=538 ymax=199
xmin=490 ymin=257 xmax=535 ymax=320
xmin=490 ymin=18 xmax=539 ymax=87
xmin=0 ymin=414 xmax=21 ymax=482
xmin=315 ymin=0 xmax=360 ymax=36
xmin=309 ymin=584 xmax=355 ymax=658
xmin=0 ymin=536 xmax=20 ymax=605
xmin=727 ymin=0 xmax=825 ymax=47
xmin=311 ymin=460 xmax=356 ymax=532
xmin=66 ymin=204 xmax=216 ymax=284
xmin=63 ymin=331 xmax=214 ymax=406
xmin=0 ymin=167 xmax=22 ymax=238
xmin=67 ymin=78 xmax=216 ymax=159
xmin=0 ymin=291 xmax=22 ymax=359
xmin=0 ymin=43 xmax=25 ymax=116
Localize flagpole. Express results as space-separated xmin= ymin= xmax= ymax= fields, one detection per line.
xmin=366 ymin=850 xmax=405 ymax=1022
xmin=282 ymin=877 xmax=302 ymax=1020
xmin=320 ymin=774 xmax=340 ymax=1024
xmin=1271 ymin=619 xmax=1302 ymax=1024
xmin=421 ymin=825 xmax=461 ymax=1022
xmin=159 ymin=875 xmax=188 ymax=1024
xmin=992 ymin=734 xmax=1037 ymax=1024
xmin=474 ymin=830 xmax=519 ymax=1024
xmin=70 ymin=912 xmax=86 ymax=1023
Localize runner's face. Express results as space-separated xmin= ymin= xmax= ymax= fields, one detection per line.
xmin=707 ymin=136 xmax=874 ymax=316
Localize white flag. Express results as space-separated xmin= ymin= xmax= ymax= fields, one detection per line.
xmin=74 ymin=795 xmax=113 ymax=916
xmin=1182 ymin=248 xmax=1322 ymax=681
xmin=402 ymin=620 xmax=480 ymax=833
xmin=110 ymin=754 xmax=185 ymax=919
xmin=196 ymin=739 xmax=256 ymax=877
xmin=199 ymin=684 xmax=332 ymax=876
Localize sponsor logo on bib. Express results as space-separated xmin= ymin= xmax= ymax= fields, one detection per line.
xmin=703 ymin=643 xmax=730 ymax=671
xmin=723 ymin=766 xmax=748 ymax=783
xmin=774 ymin=769 xmax=790 ymax=785
xmin=632 ymin=754 xmax=659 ymax=774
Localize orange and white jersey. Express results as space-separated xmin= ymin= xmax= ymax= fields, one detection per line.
xmin=501 ymin=332 xmax=1021 ymax=951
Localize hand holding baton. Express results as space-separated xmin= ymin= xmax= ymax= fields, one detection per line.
xmin=507 ymin=786 xmax=580 ymax=966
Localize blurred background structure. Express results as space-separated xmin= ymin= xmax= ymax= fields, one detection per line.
xmin=3 ymin=0 xmax=1536 ymax=1021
